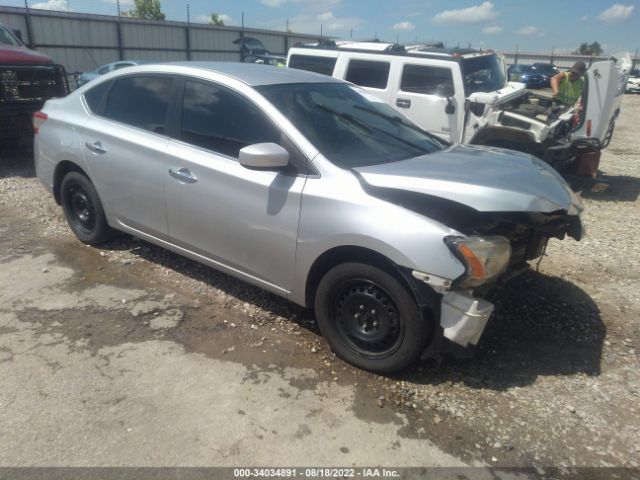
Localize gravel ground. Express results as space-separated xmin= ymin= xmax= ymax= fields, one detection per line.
xmin=1 ymin=95 xmax=639 ymax=469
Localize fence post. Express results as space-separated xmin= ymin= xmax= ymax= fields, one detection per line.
xmin=24 ymin=2 xmax=35 ymax=48
xmin=116 ymin=20 xmax=124 ymax=60
xmin=185 ymin=25 xmax=191 ymax=60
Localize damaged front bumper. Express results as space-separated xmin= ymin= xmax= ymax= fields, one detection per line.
xmin=440 ymin=291 xmax=494 ymax=347
xmin=410 ymin=269 xmax=495 ymax=349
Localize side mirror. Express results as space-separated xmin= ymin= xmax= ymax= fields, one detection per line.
xmin=435 ymin=84 xmax=456 ymax=115
xmin=239 ymin=142 xmax=289 ymax=170
xmin=435 ymin=83 xmax=454 ymax=98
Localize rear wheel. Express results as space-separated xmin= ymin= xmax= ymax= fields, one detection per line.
xmin=60 ymin=171 xmax=117 ymax=245
xmin=315 ymin=262 xmax=431 ymax=373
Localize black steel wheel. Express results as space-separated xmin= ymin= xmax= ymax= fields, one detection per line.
xmin=332 ymin=279 xmax=404 ymax=357
xmin=315 ymin=262 xmax=432 ymax=373
xmin=60 ymin=171 xmax=117 ymax=245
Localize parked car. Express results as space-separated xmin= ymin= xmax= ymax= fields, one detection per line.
xmin=0 ymin=22 xmax=67 ymax=144
xmin=287 ymin=42 xmax=631 ymax=172
xmin=233 ymin=37 xmax=286 ymax=66
xmin=507 ymin=64 xmax=547 ymax=89
xmin=77 ymin=60 xmax=149 ymax=87
xmin=626 ymin=69 xmax=640 ymax=93
xmin=35 ymin=62 xmax=585 ymax=373
xmin=530 ymin=62 xmax=560 ymax=86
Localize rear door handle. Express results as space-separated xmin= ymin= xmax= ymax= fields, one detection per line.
xmin=396 ymin=98 xmax=411 ymax=109
xmin=85 ymin=141 xmax=107 ymax=154
xmin=169 ymin=167 xmax=198 ymax=183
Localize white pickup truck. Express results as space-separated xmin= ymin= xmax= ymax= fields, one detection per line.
xmin=287 ymin=41 xmax=631 ymax=171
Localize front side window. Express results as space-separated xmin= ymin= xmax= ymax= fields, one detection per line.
xmin=345 ymin=60 xmax=390 ymax=89
xmin=289 ymin=55 xmax=337 ymax=77
xmin=103 ymin=76 xmax=173 ymax=134
xmin=400 ymin=64 xmax=454 ymax=95
xmin=180 ymin=80 xmax=280 ymax=158
xmin=258 ymin=82 xmax=445 ymax=169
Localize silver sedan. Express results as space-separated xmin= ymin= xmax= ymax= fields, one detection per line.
xmin=34 ymin=62 xmax=583 ymax=372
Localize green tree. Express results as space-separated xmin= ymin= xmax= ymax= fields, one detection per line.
xmin=574 ymin=41 xmax=603 ymax=56
xmin=209 ymin=13 xmax=225 ymax=26
xmin=127 ymin=0 xmax=165 ymax=21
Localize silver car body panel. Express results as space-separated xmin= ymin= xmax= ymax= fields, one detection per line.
xmin=354 ymin=144 xmax=581 ymax=213
xmin=35 ymin=62 xmax=585 ymax=351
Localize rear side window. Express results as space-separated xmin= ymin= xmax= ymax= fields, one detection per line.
xmin=180 ymin=80 xmax=280 ymax=158
xmin=289 ymin=54 xmax=337 ymax=76
xmin=83 ymin=79 xmax=112 ymax=114
xmin=103 ymin=76 xmax=173 ymax=134
xmin=345 ymin=60 xmax=390 ymax=89
xmin=400 ymin=64 xmax=454 ymax=95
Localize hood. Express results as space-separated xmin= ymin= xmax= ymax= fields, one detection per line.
xmin=0 ymin=44 xmax=54 ymax=65
xmin=354 ymin=144 xmax=582 ymax=214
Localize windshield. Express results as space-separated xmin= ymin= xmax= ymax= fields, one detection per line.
xmin=0 ymin=25 xmax=21 ymax=46
xmin=461 ymin=54 xmax=506 ymax=95
xmin=257 ymin=83 xmax=446 ymax=169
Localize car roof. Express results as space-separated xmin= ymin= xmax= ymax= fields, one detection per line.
xmin=167 ymin=61 xmax=344 ymax=86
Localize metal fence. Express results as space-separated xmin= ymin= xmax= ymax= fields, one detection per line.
xmin=0 ymin=5 xmax=323 ymax=74
xmin=1 ymin=6 xmax=637 ymax=77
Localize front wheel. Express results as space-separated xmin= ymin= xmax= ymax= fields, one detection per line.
xmin=60 ymin=171 xmax=117 ymax=245
xmin=314 ymin=262 xmax=431 ymax=373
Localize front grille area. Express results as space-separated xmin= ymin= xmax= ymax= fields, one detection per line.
xmin=0 ymin=64 xmax=67 ymax=106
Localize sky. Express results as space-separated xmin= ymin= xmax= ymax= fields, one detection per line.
xmin=3 ymin=0 xmax=639 ymax=54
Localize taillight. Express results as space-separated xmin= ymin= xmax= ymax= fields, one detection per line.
xmin=586 ymin=119 xmax=592 ymax=137
xmin=33 ymin=111 xmax=48 ymax=134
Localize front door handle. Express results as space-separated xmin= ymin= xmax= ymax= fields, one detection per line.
xmin=85 ymin=141 xmax=107 ymax=154
xmin=169 ymin=167 xmax=198 ymax=183
xmin=396 ymin=98 xmax=411 ymax=109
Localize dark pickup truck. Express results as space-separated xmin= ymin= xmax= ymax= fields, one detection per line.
xmin=0 ymin=23 xmax=67 ymax=144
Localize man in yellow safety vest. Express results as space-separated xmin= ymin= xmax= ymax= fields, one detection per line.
xmin=550 ymin=61 xmax=587 ymax=106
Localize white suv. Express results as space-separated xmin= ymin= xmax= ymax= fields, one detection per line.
xmin=288 ymin=42 xmax=631 ymax=171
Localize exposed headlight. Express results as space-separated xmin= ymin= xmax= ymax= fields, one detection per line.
xmin=445 ymin=236 xmax=512 ymax=287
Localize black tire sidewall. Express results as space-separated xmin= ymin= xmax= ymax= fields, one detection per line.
xmin=60 ymin=171 xmax=115 ymax=245
xmin=315 ymin=262 xmax=431 ymax=373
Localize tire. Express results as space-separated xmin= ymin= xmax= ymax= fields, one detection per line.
xmin=314 ymin=262 xmax=431 ymax=373
xmin=60 ymin=171 xmax=117 ymax=245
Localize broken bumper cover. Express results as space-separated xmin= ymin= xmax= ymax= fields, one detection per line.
xmin=440 ymin=291 xmax=494 ymax=347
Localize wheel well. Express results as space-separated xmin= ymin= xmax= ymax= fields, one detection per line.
xmin=305 ymin=246 xmax=408 ymax=308
xmin=53 ymin=161 xmax=87 ymax=205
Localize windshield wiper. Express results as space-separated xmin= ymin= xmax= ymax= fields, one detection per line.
xmin=315 ymin=103 xmax=372 ymax=134
xmin=316 ymin=103 xmax=434 ymax=153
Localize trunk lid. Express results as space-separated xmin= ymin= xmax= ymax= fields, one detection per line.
xmin=571 ymin=52 xmax=632 ymax=145
xmin=354 ymin=144 xmax=582 ymax=214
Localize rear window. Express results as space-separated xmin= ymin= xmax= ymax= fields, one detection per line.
xmin=83 ymin=80 xmax=113 ymax=114
xmin=400 ymin=64 xmax=454 ymax=95
xmin=103 ymin=76 xmax=173 ymax=134
xmin=289 ymin=54 xmax=336 ymax=77
xmin=345 ymin=60 xmax=390 ymax=89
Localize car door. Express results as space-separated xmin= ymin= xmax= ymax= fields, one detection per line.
xmin=392 ymin=61 xmax=462 ymax=142
xmin=163 ymin=78 xmax=306 ymax=294
xmin=79 ymin=74 xmax=174 ymax=239
xmin=571 ymin=52 xmax=632 ymax=146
